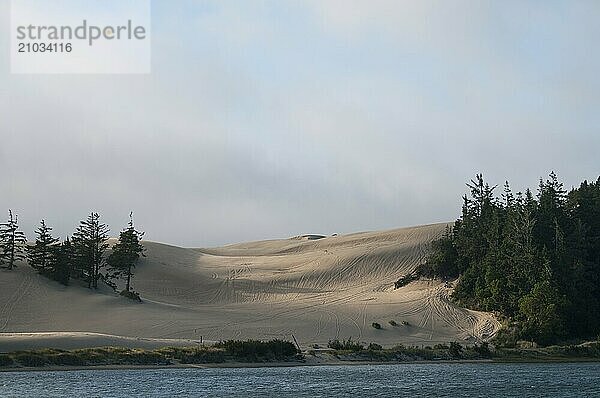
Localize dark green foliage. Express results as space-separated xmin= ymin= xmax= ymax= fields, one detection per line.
xmin=72 ymin=213 xmax=109 ymax=289
xmin=473 ymin=342 xmax=492 ymax=358
xmin=164 ymin=347 xmax=226 ymax=364
xmin=493 ymin=325 xmax=519 ymax=348
xmin=518 ymin=279 xmax=567 ymax=346
xmin=27 ymin=221 xmax=74 ymax=286
xmin=418 ymin=227 xmax=459 ymax=278
xmin=4 ymin=347 xmax=170 ymax=367
xmin=494 ymin=343 xmax=600 ymax=361
xmin=323 ymin=342 xmax=496 ymax=362
xmin=48 ymin=353 xmax=86 ymax=366
xmin=425 ymin=173 xmax=600 ymax=345
xmin=117 ymin=350 xmax=167 ymax=365
xmin=27 ymin=220 xmax=59 ymax=273
xmin=13 ymin=353 xmax=48 ymax=367
xmin=0 ymin=210 xmax=27 ymax=270
xmin=327 ymin=338 xmax=364 ymax=351
xmin=394 ymin=273 xmax=418 ymax=289
xmin=106 ymin=213 xmax=145 ymax=293
xmin=214 ymin=339 xmax=299 ymax=361
xmin=0 ymin=342 xmax=302 ymax=368
xmin=367 ymin=343 xmax=383 ymax=350
xmin=371 ymin=322 xmax=382 ymax=329
xmin=449 ymin=342 xmax=463 ymax=359
xmin=51 ymin=238 xmax=74 ymax=286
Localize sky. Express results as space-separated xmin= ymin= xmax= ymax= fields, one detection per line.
xmin=1 ymin=0 xmax=599 ymax=247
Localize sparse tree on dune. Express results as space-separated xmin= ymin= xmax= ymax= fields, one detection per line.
xmin=27 ymin=220 xmax=59 ymax=274
xmin=107 ymin=212 xmax=145 ymax=294
xmin=72 ymin=212 xmax=109 ymax=289
xmin=51 ymin=237 xmax=74 ymax=286
xmin=0 ymin=210 xmax=27 ymax=270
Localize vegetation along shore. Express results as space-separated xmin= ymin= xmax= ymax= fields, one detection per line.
xmin=1 ymin=338 xmax=599 ymax=372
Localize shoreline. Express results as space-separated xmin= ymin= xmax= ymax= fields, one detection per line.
xmin=2 ymin=357 xmax=600 ymax=373
xmin=1 ymin=339 xmax=598 ymax=373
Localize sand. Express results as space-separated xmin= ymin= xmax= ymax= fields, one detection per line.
xmin=0 ymin=223 xmax=500 ymax=352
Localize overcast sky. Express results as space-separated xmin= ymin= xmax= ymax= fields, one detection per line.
xmin=1 ymin=0 xmax=599 ymax=247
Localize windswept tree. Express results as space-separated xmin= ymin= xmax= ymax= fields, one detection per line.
xmin=27 ymin=220 xmax=59 ymax=274
xmin=107 ymin=213 xmax=145 ymax=293
xmin=72 ymin=213 xmax=109 ymax=289
xmin=0 ymin=210 xmax=27 ymax=270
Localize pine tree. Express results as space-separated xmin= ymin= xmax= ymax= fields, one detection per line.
xmin=0 ymin=210 xmax=27 ymax=270
xmin=52 ymin=237 xmax=74 ymax=286
xmin=27 ymin=220 xmax=59 ymax=274
xmin=427 ymin=172 xmax=600 ymax=344
xmin=72 ymin=213 xmax=109 ymax=289
xmin=107 ymin=213 xmax=145 ymax=293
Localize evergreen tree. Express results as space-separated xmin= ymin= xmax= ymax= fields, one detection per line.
xmin=51 ymin=237 xmax=74 ymax=286
xmin=0 ymin=210 xmax=27 ymax=270
xmin=72 ymin=213 xmax=109 ymax=289
xmin=27 ymin=220 xmax=59 ymax=274
xmin=519 ymin=274 xmax=567 ymax=346
xmin=423 ymin=173 xmax=600 ymax=345
xmin=107 ymin=213 xmax=145 ymax=293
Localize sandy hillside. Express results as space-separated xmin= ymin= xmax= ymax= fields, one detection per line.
xmin=0 ymin=223 xmax=500 ymax=351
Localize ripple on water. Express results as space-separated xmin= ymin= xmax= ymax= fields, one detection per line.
xmin=0 ymin=363 xmax=599 ymax=398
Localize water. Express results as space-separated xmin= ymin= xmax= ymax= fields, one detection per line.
xmin=0 ymin=363 xmax=599 ymax=397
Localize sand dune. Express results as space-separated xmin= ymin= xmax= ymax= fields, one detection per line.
xmin=0 ymin=223 xmax=500 ymax=351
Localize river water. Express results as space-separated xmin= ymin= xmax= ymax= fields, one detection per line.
xmin=1 ymin=362 xmax=598 ymax=397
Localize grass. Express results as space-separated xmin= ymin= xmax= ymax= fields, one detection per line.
xmin=0 ymin=340 xmax=301 ymax=369
xmin=494 ymin=343 xmax=600 ymax=362
xmin=2 ymin=340 xmax=598 ymax=369
xmin=320 ymin=342 xmax=494 ymax=362
xmin=320 ymin=341 xmax=600 ymax=363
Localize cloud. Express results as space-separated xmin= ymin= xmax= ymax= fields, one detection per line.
xmin=0 ymin=0 xmax=599 ymax=246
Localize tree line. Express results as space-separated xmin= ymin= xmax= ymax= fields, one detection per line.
xmin=421 ymin=172 xmax=600 ymax=345
xmin=0 ymin=211 xmax=145 ymax=300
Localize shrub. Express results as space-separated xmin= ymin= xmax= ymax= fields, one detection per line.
xmin=493 ymin=325 xmax=518 ymax=348
xmin=372 ymin=322 xmax=382 ymax=330
xmin=327 ymin=338 xmax=364 ymax=352
xmin=214 ymin=339 xmax=298 ymax=361
xmin=473 ymin=342 xmax=492 ymax=358
xmin=48 ymin=353 xmax=86 ymax=366
xmin=449 ymin=342 xmax=463 ymax=359
xmin=14 ymin=353 xmax=48 ymax=367
xmin=394 ymin=273 xmax=418 ymax=289
xmin=178 ymin=349 xmax=225 ymax=364
xmin=368 ymin=343 xmax=383 ymax=351
xmin=118 ymin=350 xmax=169 ymax=365
xmin=120 ymin=290 xmax=142 ymax=302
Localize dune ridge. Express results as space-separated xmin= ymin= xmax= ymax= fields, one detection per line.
xmin=0 ymin=223 xmax=500 ymax=351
